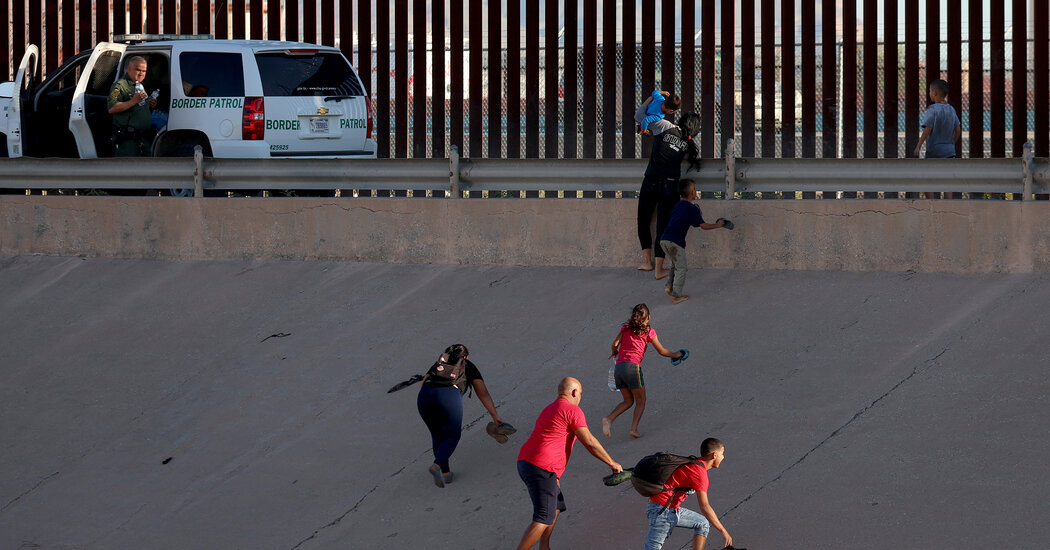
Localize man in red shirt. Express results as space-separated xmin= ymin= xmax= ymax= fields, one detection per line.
xmin=516 ymin=377 xmax=623 ymax=550
xmin=643 ymin=438 xmax=734 ymax=550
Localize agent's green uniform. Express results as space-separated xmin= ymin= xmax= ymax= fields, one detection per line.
xmin=108 ymin=76 xmax=152 ymax=157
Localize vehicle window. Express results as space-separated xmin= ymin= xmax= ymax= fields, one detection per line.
xmin=43 ymin=65 xmax=83 ymax=93
xmin=254 ymin=52 xmax=364 ymax=97
xmin=87 ymin=50 xmax=122 ymax=95
xmin=179 ymin=52 xmax=245 ymax=97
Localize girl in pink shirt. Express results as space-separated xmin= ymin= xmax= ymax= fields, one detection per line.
xmin=602 ymin=304 xmax=687 ymax=439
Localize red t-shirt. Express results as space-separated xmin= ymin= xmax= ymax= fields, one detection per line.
xmin=517 ymin=397 xmax=588 ymax=478
xmin=616 ymin=325 xmax=656 ymax=365
xmin=648 ymin=461 xmax=709 ymax=509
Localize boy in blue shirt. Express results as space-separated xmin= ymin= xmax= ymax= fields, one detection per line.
xmin=659 ymin=179 xmax=733 ymax=305
xmin=638 ymin=90 xmax=682 ymax=135
xmin=914 ymin=79 xmax=961 ymax=159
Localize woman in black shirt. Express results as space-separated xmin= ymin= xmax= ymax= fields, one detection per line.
xmin=636 ymin=112 xmax=703 ymax=279
xmin=417 ymin=343 xmax=506 ymax=488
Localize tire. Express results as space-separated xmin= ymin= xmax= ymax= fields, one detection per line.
xmin=156 ymin=138 xmax=212 ymax=197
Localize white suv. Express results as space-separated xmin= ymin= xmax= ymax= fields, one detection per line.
xmin=1 ymin=35 xmax=376 ymax=162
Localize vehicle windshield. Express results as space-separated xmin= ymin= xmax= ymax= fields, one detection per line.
xmin=255 ymin=52 xmax=364 ymax=97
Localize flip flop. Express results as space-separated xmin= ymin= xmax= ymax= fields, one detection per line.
xmin=486 ymin=421 xmax=515 ymax=443
xmin=670 ymin=349 xmax=690 ymax=366
xmin=493 ymin=422 xmax=517 ymax=436
xmin=603 ymin=469 xmax=634 ymax=486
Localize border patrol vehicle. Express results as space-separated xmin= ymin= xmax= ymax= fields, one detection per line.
xmin=1 ymin=35 xmax=376 ymax=171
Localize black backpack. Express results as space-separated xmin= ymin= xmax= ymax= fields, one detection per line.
xmin=630 ymin=452 xmax=704 ymax=499
xmin=386 ymin=353 xmax=473 ymax=396
xmin=423 ymin=353 xmax=469 ymax=393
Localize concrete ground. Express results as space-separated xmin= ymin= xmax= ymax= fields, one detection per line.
xmin=1 ymin=255 xmax=1048 ymax=549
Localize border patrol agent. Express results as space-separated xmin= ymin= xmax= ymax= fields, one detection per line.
xmin=107 ymin=56 xmax=156 ymax=157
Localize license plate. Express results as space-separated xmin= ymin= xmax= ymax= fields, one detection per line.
xmin=309 ymin=117 xmax=329 ymax=134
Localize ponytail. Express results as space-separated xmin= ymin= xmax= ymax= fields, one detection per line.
xmin=443 ymin=343 xmax=469 ymax=364
xmin=678 ymin=112 xmax=703 ymax=173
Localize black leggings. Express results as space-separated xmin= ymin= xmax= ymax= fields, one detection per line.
xmin=637 ymin=176 xmax=678 ymax=258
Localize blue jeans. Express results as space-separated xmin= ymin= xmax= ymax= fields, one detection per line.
xmin=643 ymin=502 xmax=710 ymax=550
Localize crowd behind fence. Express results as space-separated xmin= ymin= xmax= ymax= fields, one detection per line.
xmin=2 ymin=0 xmax=1048 ymax=161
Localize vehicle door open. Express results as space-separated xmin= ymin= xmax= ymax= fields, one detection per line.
xmin=5 ymin=45 xmax=40 ymax=157
xmin=69 ymin=42 xmax=127 ymax=158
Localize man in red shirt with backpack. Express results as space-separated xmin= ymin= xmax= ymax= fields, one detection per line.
xmin=643 ymin=438 xmax=734 ymax=550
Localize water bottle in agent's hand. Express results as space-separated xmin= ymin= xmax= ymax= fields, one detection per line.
xmin=135 ymin=82 xmax=146 ymax=106
xmin=607 ymin=363 xmax=617 ymax=391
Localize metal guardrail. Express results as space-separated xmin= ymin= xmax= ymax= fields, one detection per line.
xmin=1 ymin=142 xmax=1047 ymax=198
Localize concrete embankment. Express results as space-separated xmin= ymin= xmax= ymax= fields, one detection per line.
xmin=3 ymin=195 xmax=1050 ymax=272
xmin=1 ymin=256 xmax=1049 ymax=549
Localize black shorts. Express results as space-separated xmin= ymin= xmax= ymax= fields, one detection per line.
xmin=517 ymin=460 xmax=566 ymax=525
xmin=614 ymin=361 xmax=645 ymax=390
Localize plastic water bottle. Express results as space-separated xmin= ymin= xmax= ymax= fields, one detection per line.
xmin=607 ymin=364 xmax=617 ymax=391
xmin=135 ymin=82 xmax=146 ymax=106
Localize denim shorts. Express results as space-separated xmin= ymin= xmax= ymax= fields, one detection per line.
xmin=517 ymin=460 xmax=566 ymax=525
xmin=614 ymin=361 xmax=645 ymax=390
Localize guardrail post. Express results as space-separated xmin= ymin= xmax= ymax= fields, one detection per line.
xmin=724 ymin=138 xmax=736 ymax=199
xmin=1022 ymin=142 xmax=1034 ymax=201
xmin=193 ymin=145 xmax=204 ymax=198
xmin=449 ymin=145 xmax=460 ymax=199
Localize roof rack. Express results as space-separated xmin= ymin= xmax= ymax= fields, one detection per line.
xmin=113 ymin=33 xmax=214 ymax=44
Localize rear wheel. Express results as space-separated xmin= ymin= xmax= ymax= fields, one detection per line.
xmin=155 ymin=137 xmax=212 ymax=197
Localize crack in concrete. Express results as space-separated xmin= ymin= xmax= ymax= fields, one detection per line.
xmin=721 ymin=346 xmax=951 ymax=518
xmin=287 ymin=459 xmax=417 ymax=550
xmin=774 ymin=206 xmax=969 ymax=218
xmin=0 ymin=471 xmax=60 ymax=514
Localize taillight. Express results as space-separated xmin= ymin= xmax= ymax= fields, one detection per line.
xmin=365 ymin=97 xmax=373 ymax=139
xmin=242 ymin=96 xmax=265 ymax=140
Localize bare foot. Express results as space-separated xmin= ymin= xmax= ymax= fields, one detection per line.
xmin=629 ymin=430 xmax=642 ymax=439
xmin=602 ymin=417 xmax=612 ymax=438
xmin=654 ymin=270 xmax=669 ymax=280
xmin=664 ymin=286 xmax=672 ymax=296
xmin=637 ymin=263 xmax=654 ymax=272
xmin=671 ymin=295 xmax=690 ymax=305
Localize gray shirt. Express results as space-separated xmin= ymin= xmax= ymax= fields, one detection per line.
xmin=921 ymin=102 xmax=960 ymax=158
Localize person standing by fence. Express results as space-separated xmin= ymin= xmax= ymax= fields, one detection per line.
xmin=914 ymin=79 xmax=961 ymax=199
xmin=634 ymin=112 xmax=704 ymax=280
